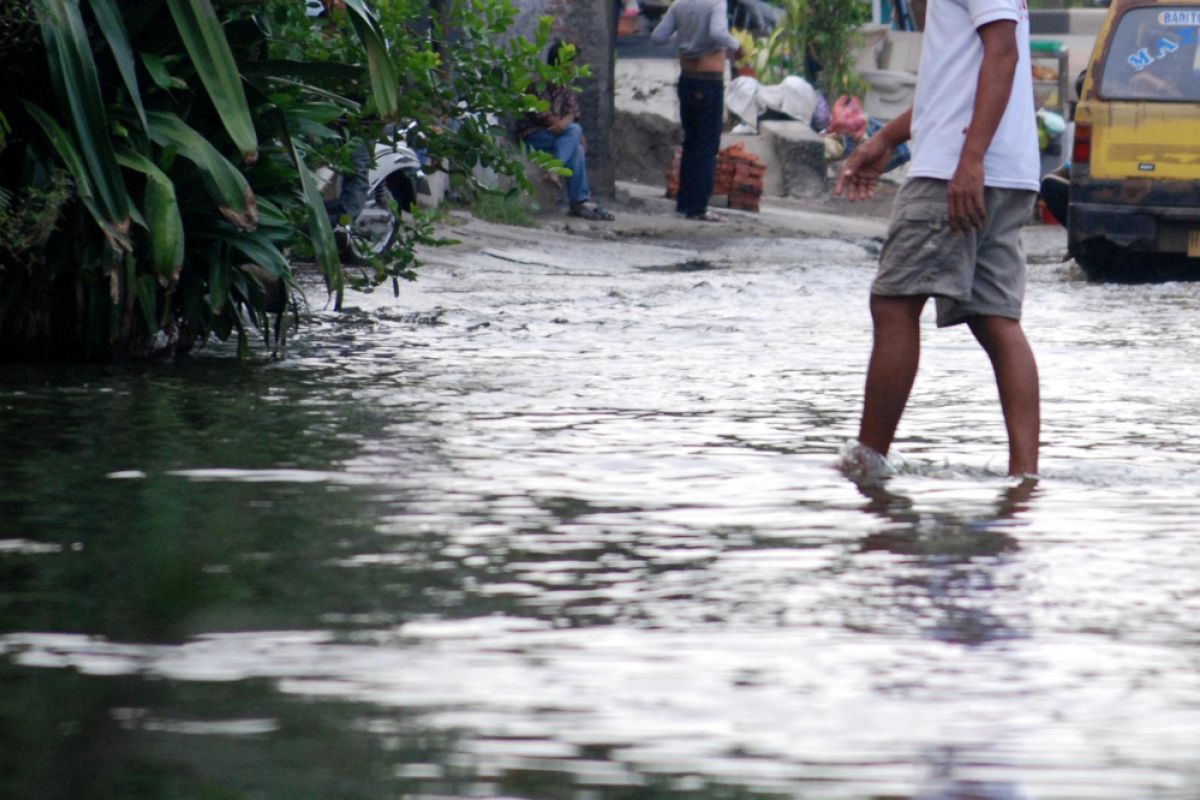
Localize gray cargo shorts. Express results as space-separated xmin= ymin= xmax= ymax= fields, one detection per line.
xmin=872 ymin=178 xmax=1037 ymax=327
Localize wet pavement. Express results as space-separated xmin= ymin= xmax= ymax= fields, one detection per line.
xmin=2 ymin=209 xmax=1199 ymax=799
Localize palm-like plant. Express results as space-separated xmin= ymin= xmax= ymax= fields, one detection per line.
xmin=760 ymin=0 xmax=869 ymax=97
xmin=0 ymin=0 xmax=394 ymax=360
xmin=1 ymin=0 xmax=570 ymax=361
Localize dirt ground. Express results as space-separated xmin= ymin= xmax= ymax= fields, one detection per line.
xmin=530 ymin=179 xmax=892 ymax=249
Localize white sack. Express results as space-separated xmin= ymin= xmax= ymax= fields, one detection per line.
xmin=725 ymin=75 xmax=820 ymax=131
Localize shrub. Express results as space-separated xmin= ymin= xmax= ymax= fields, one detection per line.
xmin=0 ymin=0 xmax=569 ymax=361
xmin=760 ymin=0 xmax=870 ymax=98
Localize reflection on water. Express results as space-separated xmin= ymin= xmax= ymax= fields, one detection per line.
xmin=855 ymin=480 xmax=1031 ymax=647
xmin=2 ymin=228 xmax=1199 ymax=798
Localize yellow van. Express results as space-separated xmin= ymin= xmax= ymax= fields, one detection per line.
xmin=1069 ymin=0 xmax=1200 ymax=276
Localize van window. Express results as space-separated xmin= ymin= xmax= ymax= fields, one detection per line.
xmin=1099 ymin=7 xmax=1200 ymax=101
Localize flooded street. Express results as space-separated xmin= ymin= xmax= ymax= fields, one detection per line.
xmin=3 ymin=215 xmax=1200 ymax=799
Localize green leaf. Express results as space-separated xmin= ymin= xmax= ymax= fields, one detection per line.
xmin=262 ymin=103 xmax=340 ymax=294
xmin=341 ymin=0 xmax=399 ymax=120
xmin=191 ymin=221 xmax=291 ymax=279
xmin=294 ymin=153 xmax=341 ymax=289
xmin=89 ymin=0 xmax=148 ymax=132
xmin=37 ymin=0 xmax=132 ymax=242
xmin=134 ymin=273 xmax=159 ymax=333
xmin=243 ymin=59 xmax=366 ymax=92
xmin=116 ymin=147 xmax=185 ymax=282
xmin=164 ymin=0 xmax=259 ymax=163
xmin=140 ymin=52 xmax=189 ymax=91
xmin=209 ymin=253 xmax=232 ymax=315
xmin=20 ymin=99 xmax=131 ymax=251
xmin=145 ymin=110 xmax=258 ymax=231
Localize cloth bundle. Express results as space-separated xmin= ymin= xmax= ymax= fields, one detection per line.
xmin=725 ymin=76 xmax=823 ymax=132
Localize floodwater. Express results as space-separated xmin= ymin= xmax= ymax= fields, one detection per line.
xmin=2 ymin=219 xmax=1200 ymax=800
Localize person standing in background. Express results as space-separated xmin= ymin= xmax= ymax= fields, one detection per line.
xmin=651 ymin=0 xmax=743 ymax=222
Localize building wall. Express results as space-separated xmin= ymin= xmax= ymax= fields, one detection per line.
xmin=508 ymin=0 xmax=617 ymax=197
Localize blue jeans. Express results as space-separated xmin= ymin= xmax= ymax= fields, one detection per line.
xmin=677 ymin=74 xmax=724 ymax=216
xmin=524 ymin=124 xmax=591 ymax=204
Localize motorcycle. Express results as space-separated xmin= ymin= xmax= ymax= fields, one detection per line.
xmin=316 ymin=123 xmax=442 ymax=263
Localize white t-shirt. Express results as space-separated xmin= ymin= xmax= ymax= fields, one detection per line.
xmin=908 ymin=0 xmax=1040 ymax=191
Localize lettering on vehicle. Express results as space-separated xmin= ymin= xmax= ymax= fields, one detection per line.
xmin=1160 ymin=10 xmax=1200 ymax=26
xmin=1127 ymin=27 xmax=1198 ymax=70
xmin=1139 ymin=162 xmax=1157 ymax=172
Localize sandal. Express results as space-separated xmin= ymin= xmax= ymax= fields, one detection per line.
xmin=686 ymin=210 xmax=722 ymax=222
xmin=568 ymin=202 xmax=615 ymax=221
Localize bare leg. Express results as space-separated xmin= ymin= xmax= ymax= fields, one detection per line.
xmin=858 ymin=294 xmax=928 ymax=456
xmin=967 ymin=315 xmax=1040 ymax=476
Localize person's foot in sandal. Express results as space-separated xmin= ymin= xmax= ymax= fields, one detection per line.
xmin=568 ymin=201 xmax=615 ymax=221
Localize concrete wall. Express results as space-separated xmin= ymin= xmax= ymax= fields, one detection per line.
xmin=1030 ymin=8 xmax=1109 ymax=36
xmin=511 ymin=0 xmax=552 ymax=39
xmin=508 ymin=0 xmax=617 ymax=197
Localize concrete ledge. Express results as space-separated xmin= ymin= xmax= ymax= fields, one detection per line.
xmin=518 ymin=154 xmax=567 ymax=214
xmin=719 ymin=132 xmax=785 ymax=197
xmin=719 ymin=123 xmax=828 ymax=200
xmin=760 ymin=121 xmax=827 ymax=199
xmin=614 ymin=110 xmax=682 ymax=187
xmin=472 ymin=152 xmax=564 ymax=215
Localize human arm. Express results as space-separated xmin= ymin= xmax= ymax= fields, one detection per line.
xmin=650 ymin=4 xmax=677 ymax=44
xmin=834 ymin=109 xmax=912 ymax=201
xmin=950 ymin=18 xmax=1019 ymax=232
xmin=546 ymin=111 xmax=576 ymax=134
xmin=708 ymin=0 xmax=743 ymax=55
xmin=543 ymin=85 xmax=580 ymax=134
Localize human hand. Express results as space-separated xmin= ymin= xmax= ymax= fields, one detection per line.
xmin=834 ymin=135 xmax=893 ymax=201
xmin=948 ymin=156 xmax=986 ymax=233
xmin=550 ymin=112 xmax=576 ymax=135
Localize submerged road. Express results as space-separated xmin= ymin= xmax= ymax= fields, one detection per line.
xmin=1 ymin=206 xmax=1199 ymax=799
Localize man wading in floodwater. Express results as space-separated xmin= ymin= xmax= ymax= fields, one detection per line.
xmin=836 ymin=0 xmax=1041 ymax=481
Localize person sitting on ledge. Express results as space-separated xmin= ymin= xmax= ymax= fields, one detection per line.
xmin=516 ymin=41 xmax=615 ymax=222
